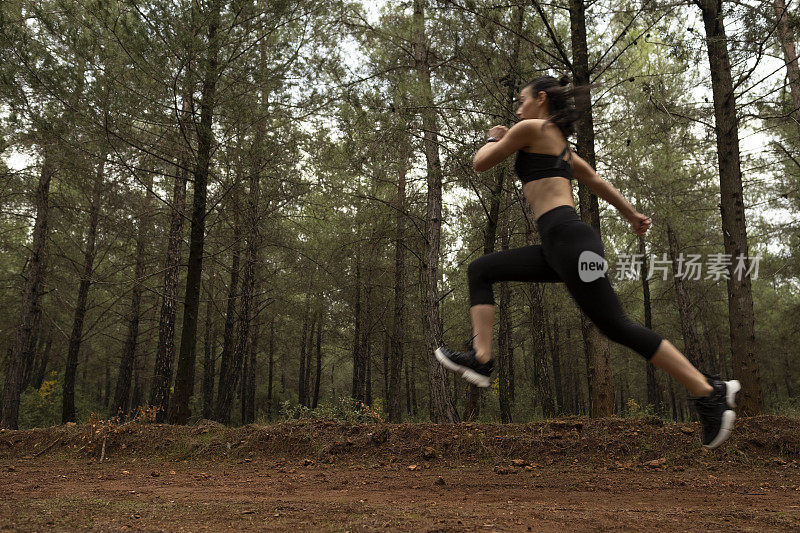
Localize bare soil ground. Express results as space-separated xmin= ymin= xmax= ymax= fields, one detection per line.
xmin=1 ymin=416 xmax=798 ymax=531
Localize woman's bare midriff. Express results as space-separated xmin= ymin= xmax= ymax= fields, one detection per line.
xmin=522 ymin=177 xmax=575 ymax=222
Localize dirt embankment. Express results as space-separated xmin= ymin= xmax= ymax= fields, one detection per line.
xmin=1 ymin=415 xmax=798 ymax=466
xmin=1 ymin=416 xmax=798 ymax=532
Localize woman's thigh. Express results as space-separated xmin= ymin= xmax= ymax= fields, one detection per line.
xmin=543 ymin=221 xmax=625 ymax=326
xmin=470 ymin=245 xmax=563 ymax=284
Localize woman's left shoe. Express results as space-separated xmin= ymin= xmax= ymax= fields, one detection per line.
xmin=434 ymin=346 xmax=494 ymax=387
xmin=693 ymin=376 xmax=741 ymax=450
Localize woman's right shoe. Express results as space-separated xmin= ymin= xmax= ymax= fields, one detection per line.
xmin=434 ymin=346 xmax=494 ymax=387
xmin=693 ymin=376 xmax=741 ymax=449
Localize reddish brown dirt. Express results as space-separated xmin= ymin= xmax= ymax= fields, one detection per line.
xmin=1 ymin=416 xmax=798 ymax=531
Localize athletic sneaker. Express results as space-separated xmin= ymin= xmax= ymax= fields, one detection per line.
xmin=693 ymin=375 xmax=741 ymax=449
xmin=434 ymin=346 xmax=494 ymax=388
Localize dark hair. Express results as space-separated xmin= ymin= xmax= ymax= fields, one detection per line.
xmin=524 ymin=75 xmax=584 ymax=139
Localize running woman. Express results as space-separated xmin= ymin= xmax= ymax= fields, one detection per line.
xmin=435 ymin=75 xmax=740 ymax=449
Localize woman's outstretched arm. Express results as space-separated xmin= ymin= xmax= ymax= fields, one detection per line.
xmin=571 ymin=153 xmax=652 ymax=236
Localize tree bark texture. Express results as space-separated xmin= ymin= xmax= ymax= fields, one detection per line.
xmin=111 ymin=173 xmax=152 ymax=418
xmin=171 ymin=0 xmax=222 ymax=424
xmin=150 ymin=135 xmax=189 ymax=422
xmin=1 ymin=148 xmax=54 ymax=429
xmin=388 ymin=147 xmax=410 ymax=422
xmin=638 ymin=236 xmax=661 ymax=412
xmin=666 ymin=224 xmax=710 ymax=373
xmin=413 ymin=0 xmax=456 ymax=423
xmin=214 ymin=195 xmax=241 ymax=423
xmin=202 ymin=279 xmax=216 ymax=420
xmin=62 ymin=156 xmax=105 ymax=423
xmin=773 ymin=0 xmax=800 ymax=141
xmin=569 ymin=0 xmax=615 ymax=417
xmin=696 ymin=0 xmax=763 ymax=414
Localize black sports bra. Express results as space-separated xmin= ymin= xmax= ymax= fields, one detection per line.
xmin=514 ymin=145 xmax=573 ymax=183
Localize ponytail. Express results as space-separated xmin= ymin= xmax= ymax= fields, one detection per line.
xmin=525 ymin=75 xmax=586 ymax=139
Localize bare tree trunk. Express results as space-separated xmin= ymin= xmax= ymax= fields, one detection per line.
xmin=522 ymin=202 xmax=556 ymax=418
xmin=351 ymin=258 xmax=363 ymax=401
xmin=774 ymin=0 xmax=800 ymax=141
xmin=638 ymin=236 xmax=661 ymax=413
xmin=365 ymin=339 xmax=373 ymax=407
xmin=267 ymin=318 xmax=275 ymax=419
xmin=696 ymin=0 xmax=763 ymax=414
xmin=62 ymin=156 xmax=106 ymax=423
xmin=413 ymin=0 xmax=456 ymax=423
xmin=171 ymin=0 xmax=222 ymax=424
xmin=303 ymin=310 xmax=317 ymax=407
xmin=405 ymin=360 xmax=412 ymax=416
xmin=298 ymin=286 xmax=312 ymax=407
xmin=549 ymin=317 xmax=563 ymax=414
xmin=202 ymin=278 xmax=216 ymax=420
xmin=389 ymin=147 xmax=410 ymax=422
xmin=569 ymin=0 xmax=615 ymax=417
xmin=150 ymin=159 xmax=187 ymax=422
xmin=498 ymin=183 xmax=514 ymax=423
xmin=245 ymin=303 xmax=259 ymax=423
xmin=213 ymin=194 xmax=241 ymax=423
xmin=312 ymin=310 xmax=323 ymax=409
xmin=20 ymin=306 xmax=43 ymax=392
xmin=411 ymin=351 xmax=418 ymax=416
xmin=1 ymin=148 xmax=54 ymax=429
xmin=666 ymin=224 xmax=710 ymax=372
xmin=32 ymin=324 xmax=53 ymax=391
xmin=229 ymin=158 xmax=261 ymax=420
xmin=111 ymin=174 xmax=152 ymax=418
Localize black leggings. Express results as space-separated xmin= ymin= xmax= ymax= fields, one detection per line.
xmin=467 ymin=204 xmax=662 ymax=360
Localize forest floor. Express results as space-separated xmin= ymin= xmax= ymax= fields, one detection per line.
xmin=0 ymin=416 xmax=799 ymax=531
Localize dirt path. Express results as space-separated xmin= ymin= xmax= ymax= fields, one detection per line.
xmin=2 ymin=458 xmax=799 ymax=531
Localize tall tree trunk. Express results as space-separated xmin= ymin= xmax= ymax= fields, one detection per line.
xmin=1 ymin=147 xmax=54 ymax=429
xmin=351 ymin=258 xmax=363 ymax=401
xmin=62 ymin=156 xmax=105 ymax=423
xmin=20 ymin=306 xmax=42 ymax=392
xmin=569 ymin=0 xmax=614 ymax=417
xmin=303 ymin=310 xmax=317 ymax=407
xmin=32 ymin=324 xmax=54 ymax=391
xmin=111 ymin=174 xmax=152 ymax=418
xmin=405 ymin=360 xmax=412 ymax=416
xmin=522 ymin=202 xmax=556 ymax=418
xmin=213 ymin=204 xmax=241 ymax=422
xmin=666 ymin=224 xmax=710 ymax=372
xmin=774 ymin=0 xmax=800 ymax=141
xmin=171 ymin=0 xmax=222 ymax=424
xmin=202 ymin=278 xmax=216 ymax=420
xmin=298 ymin=286 xmax=312 ymax=407
xmin=383 ymin=332 xmax=390 ymax=413
xmin=312 ymin=310 xmax=323 ymax=409
xmin=267 ymin=318 xmax=275 ymax=419
xmin=244 ymin=303 xmax=259 ymax=423
xmin=696 ymin=0 xmax=763 ymax=414
xmin=150 ymin=160 xmax=187 ymax=422
xmin=228 ymin=154 xmax=261 ymax=420
xmin=550 ymin=316 xmax=563 ymax=414
xmin=498 ymin=183 xmax=514 ymax=422
xmin=388 ymin=147 xmax=410 ymax=422
xmin=413 ymin=0 xmax=456 ymax=423
xmin=365 ymin=339 xmax=373 ymax=407
xmin=639 ymin=236 xmax=661 ymax=412
xmin=411 ymin=350 xmax=418 ymax=416
xmin=361 ymin=269 xmax=373 ymax=406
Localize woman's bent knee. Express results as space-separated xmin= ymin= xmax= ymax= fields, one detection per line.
xmin=467 ymin=257 xmax=495 ymax=306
